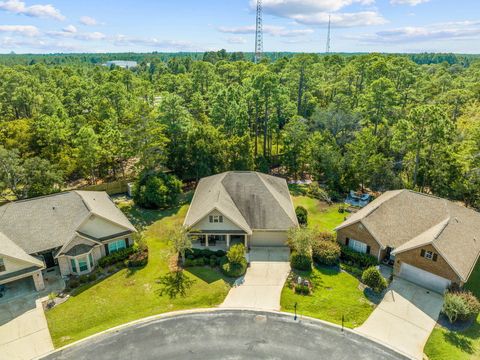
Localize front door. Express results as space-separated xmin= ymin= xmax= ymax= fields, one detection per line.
xmin=42 ymin=252 xmax=56 ymax=268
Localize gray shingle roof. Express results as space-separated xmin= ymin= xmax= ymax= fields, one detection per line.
xmin=0 ymin=191 xmax=135 ymax=255
xmin=336 ymin=190 xmax=480 ymax=282
xmin=184 ymin=172 xmax=298 ymax=232
xmin=64 ymin=243 xmax=94 ymax=256
xmin=0 ymin=232 xmax=44 ymax=268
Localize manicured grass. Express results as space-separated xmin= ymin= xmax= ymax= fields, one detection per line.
xmin=45 ymin=201 xmax=230 ymax=348
xmin=292 ymin=196 xmax=345 ymax=233
xmin=280 ymin=266 xmax=374 ymax=328
xmin=425 ymin=262 xmax=480 ymax=360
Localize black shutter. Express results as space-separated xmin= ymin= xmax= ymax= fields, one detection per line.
xmin=125 ymin=238 xmax=129 ymax=247
xmin=105 ymin=244 xmax=109 ymax=256
xmin=345 ymin=238 xmax=350 ymax=246
xmin=432 ymin=253 xmax=438 ymax=262
xmin=366 ymin=246 xmax=371 ymax=254
xmin=420 ymin=249 xmax=425 ymax=257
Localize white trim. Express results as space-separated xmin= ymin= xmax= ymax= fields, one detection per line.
xmin=187 ymin=206 xmax=252 ymax=235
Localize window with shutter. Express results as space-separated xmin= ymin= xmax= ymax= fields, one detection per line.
xmin=420 ymin=249 xmax=426 ymax=257
xmin=432 ymin=253 xmax=438 ymax=262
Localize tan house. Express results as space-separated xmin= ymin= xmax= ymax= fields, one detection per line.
xmin=0 ymin=191 xmax=136 ymax=291
xmin=336 ymin=190 xmax=480 ymax=293
xmin=183 ymin=171 xmax=298 ymax=248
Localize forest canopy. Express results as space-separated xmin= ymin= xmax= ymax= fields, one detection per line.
xmin=0 ymin=51 xmax=479 ymax=209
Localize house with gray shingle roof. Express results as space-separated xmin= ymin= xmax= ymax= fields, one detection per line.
xmin=0 ymin=191 xmax=136 ymax=291
xmin=335 ymin=190 xmax=480 ymax=293
xmin=183 ymin=171 xmax=298 ymax=249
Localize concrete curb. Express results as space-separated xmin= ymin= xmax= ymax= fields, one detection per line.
xmin=38 ymin=307 xmax=411 ymax=360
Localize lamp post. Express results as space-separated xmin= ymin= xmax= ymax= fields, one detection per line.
xmin=294 ymin=302 xmax=298 ymax=320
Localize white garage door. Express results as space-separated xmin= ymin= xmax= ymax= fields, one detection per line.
xmin=250 ymin=231 xmax=288 ymax=247
xmin=399 ymin=263 xmax=450 ymax=294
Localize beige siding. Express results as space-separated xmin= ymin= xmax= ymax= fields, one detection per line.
xmin=0 ymin=256 xmax=39 ymax=275
xmin=250 ymin=231 xmax=288 ymax=247
xmin=194 ymin=210 xmax=243 ymax=232
xmin=337 ymin=222 xmax=384 ymax=260
xmin=92 ymin=246 xmax=103 ymax=261
xmin=79 ymin=215 xmax=128 ymax=238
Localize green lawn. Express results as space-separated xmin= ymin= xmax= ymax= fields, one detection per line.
xmin=425 ymin=262 xmax=480 ymax=360
xmin=45 ymin=201 xmax=230 ymax=348
xmin=280 ymin=266 xmax=374 ymax=328
xmin=292 ymin=196 xmax=345 ymax=233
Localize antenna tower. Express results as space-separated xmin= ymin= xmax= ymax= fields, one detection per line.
xmin=254 ymin=0 xmax=263 ymax=63
xmin=326 ymin=15 xmax=331 ymax=54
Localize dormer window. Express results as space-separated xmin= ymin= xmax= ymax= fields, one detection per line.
xmin=209 ymin=215 xmax=223 ymax=223
xmin=0 ymin=258 xmax=5 ymax=272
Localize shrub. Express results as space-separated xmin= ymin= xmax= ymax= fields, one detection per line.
xmin=287 ymin=227 xmax=313 ymax=257
xmin=78 ymin=275 xmax=89 ymax=284
xmin=133 ymin=171 xmax=182 ymax=209
xmin=340 ymin=245 xmax=378 ymax=269
xmin=443 ymin=291 xmax=480 ymax=323
xmin=361 ymin=267 xmax=387 ymax=293
xmin=221 ymin=259 xmax=247 ymax=277
xmin=227 ymin=244 xmax=245 ymax=265
xmin=209 ymin=256 xmax=217 ymax=267
xmin=290 ymin=251 xmax=312 ymax=271
xmin=295 ymin=206 xmax=308 ymax=226
xmin=127 ymin=249 xmax=148 ymax=268
xmin=193 ymin=258 xmax=205 ymax=266
xmin=184 ymin=259 xmax=194 ymax=267
xmin=295 ymin=284 xmax=310 ymax=295
xmin=68 ymin=279 xmax=79 ymax=289
xmin=87 ymin=273 xmax=97 ymax=282
xmin=307 ymin=182 xmax=331 ymax=203
xmin=340 ymin=263 xmax=363 ymax=278
xmin=312 ymin=240 xmax=340 ymax=266
xmin=98 ymin=247 xmax=136 ymax=267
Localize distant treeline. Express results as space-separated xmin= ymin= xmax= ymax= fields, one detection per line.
xmin=0 ymin=50 xmax=478 ymax=66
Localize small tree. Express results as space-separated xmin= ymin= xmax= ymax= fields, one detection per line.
xmin=133 ymin=171 xmax=182 ymax=209
xmin=312 ymin=240 xmax=340 ymax=266
xmin=362 ymin=267 xmax=387 ymax=293
xmin=227 ymin=243 xmax=245 ymax=265
xmin=287 ymin=227 xmax=313 ymax=257
xmin=170 ymin=227 xmax=192 ymax=264
xmin=295 ymin=206 xmax=308 ymax=226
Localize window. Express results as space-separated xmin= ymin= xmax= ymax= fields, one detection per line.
xmin=70 ymin=258 xmax=77 ymax=273
xmin=349 ymin=239 xmax=368 ymax=254
xmin=424 ymin=251 xmax=433 ymax=260
xmin=209 ymin=215 xmax=223 ymax=223
xmin=420 ymin=249 xmax=437 ymax=261
xmin=108 ymin=239 xmax=126 ymax=253
xmin=0 ymin=258 xmax=5 ymax=272
xmin=88 ymin=253 xmax=94 ymax=268
xmin=78 ymin=257 xmax=88 ymax=272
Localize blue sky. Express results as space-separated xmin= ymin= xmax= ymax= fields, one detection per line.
xmin=0 ymin=0 xmax=479 ymax=54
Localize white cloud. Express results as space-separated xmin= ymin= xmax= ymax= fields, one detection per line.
xmin=226 ymin=36 xmax=247 ymax=44
xmin=62 ymin=25 xmax=77 ymax=33
xmin=0 ymin=0 xmax=65 ymax=20
xmin=253 ymin=0 xmax=375 ymax=15
xmin=348 ymin=21 xmax=480 ymax=43
xmin=219 ymin=24 xmax=314 ymax=37
xmin=47 ymin=29 xmax=106 ymax=41
xmin=249 ymin=0 xmax=385 ymax=27
xmin=0 ymin=24 xmax=39 ymax=36
xmin=79 ymin=15 xmax=98 ymax=26
xmin=390 ymin=0 xmax=430 ymax=5
xmin=111 ymin=35 xmax=200 ymax=51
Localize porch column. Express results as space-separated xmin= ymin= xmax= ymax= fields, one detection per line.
xmin=244 ymin=234 xmax=247 ymax=248
xmin=226 ymin=234 xmax=230 ymax=248
xmin=205 ymin=234 xmax=209 ymax=247
xmin=33 ymin=271 xmax=45 ymax=291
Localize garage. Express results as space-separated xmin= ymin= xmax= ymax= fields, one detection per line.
xmin=250 ymin=231 xmax=288 ymax=247
xmin=399 ymin=263 xmax=450 ymax=294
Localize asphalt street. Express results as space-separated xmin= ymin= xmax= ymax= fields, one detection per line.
xmin=42 ymin=310 xmax=407 ymax=360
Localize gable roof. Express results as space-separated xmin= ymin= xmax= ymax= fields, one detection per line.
xmin=0 ymin=232 xmax=44 ymax=268
xmin=336 ymin=190 xmax=480 ymax=282
xmin=184 ymin=171 xmax=298 ymax=232
xmin=0 ymin=191 xmax=135 ymax=255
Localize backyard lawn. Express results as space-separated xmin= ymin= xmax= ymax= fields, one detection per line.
xmin=45 ymin=199 xmax=231 ymax=348
xmin=424 ymin=263 xmax=480 ymax=360
xmin=292 ymin=196 xmax=345 ymax=233
xmin=281 ymin=266 xmax=374 ymax=328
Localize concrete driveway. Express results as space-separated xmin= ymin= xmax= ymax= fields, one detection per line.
xmin=220 ymin=247 xmax=290 ymax=310
xmin=0 ymin=297 xmax=54 ymax=360
xmin=356 ymin=278 xmax=444 ymax=360
xmin=43 ymin=310 xmax=406 ymax=360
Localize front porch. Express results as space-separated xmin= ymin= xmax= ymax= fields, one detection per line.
xmin=188 ymin=231 xmax=248 ymax=250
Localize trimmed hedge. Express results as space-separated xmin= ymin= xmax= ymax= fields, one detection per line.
xmin=290 ymin=251 xmax=312 ymax=271
xmin=98 ymin=247 xmax=136 ymax=268
xmin=295 ymin=206 xmax=308 ymax=226
xmin=340 ymin=245 xmax=378 ymax=269
xmin=187 ymin=248 xmax=227 ymax=260
xmin=443 ymin=291 xmax=480 ymax=323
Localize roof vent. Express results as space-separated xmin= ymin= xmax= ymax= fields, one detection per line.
xmin=455 ymin=217 xmax=459 ymax=223
xmin=52 ymin=206 xmax=56 ymax=210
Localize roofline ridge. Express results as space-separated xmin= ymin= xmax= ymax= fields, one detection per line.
xmin=8 ymin=191 xmax=74 ymax=204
